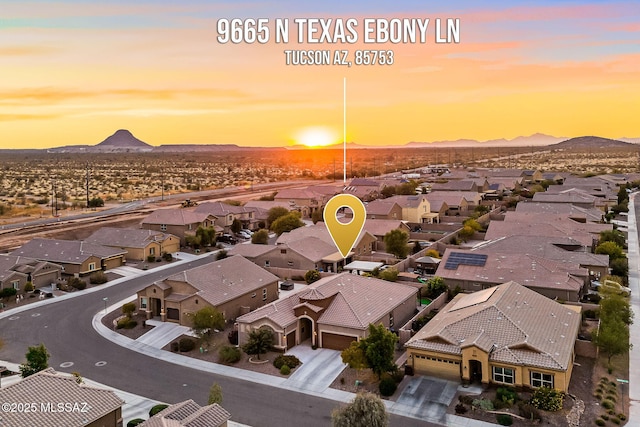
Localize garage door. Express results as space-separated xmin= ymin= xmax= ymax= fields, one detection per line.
xmin=322 ymin=332 xmax=357 ymax=350
xmin=412 ymin=353 xmax=460 ymax=379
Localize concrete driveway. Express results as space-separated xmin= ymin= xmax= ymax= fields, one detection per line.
xmin=282 ymin=345 xmax=346 ymax=393
xmin=390 ymin=376 xmax=459 ymax=424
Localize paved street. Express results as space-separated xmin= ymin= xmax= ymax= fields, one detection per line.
xmin=0 ymin=255 xmax=433 ymax=427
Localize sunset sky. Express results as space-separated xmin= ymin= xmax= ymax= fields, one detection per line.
xmin=1 ymin=1 xmax=639 ymax=149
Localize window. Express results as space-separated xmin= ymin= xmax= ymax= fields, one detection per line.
xmin=252 ymin=292 xmax=256 ymax=298
xmin=160 ymin=224 xmax=167 ymax=231
xmin=389 ymin=312 xmax=394 ymax=328
xmin=12 ymin=280 xmax=20 ymax=290
xmin=88 ymin=263 xmax=96 ymax=271
xmin=140 ymin=297 xmax=147 ymax=309
xmin=150 ymin=247 xmax=155 ymax=256
xmin=281 ymin=249 xmax=287 ymax=254
xmin=264 ymin=260 xmax=270 ymax=267
xmin=262 ymin=288 xmax=267 ymax=301
xmin=287 ymin=261 xmax=294 ymax=267
xmin=492 ymin=366 xmax=515 ymax=384
xmin=530 ymin=371 xmax=554 ymax=388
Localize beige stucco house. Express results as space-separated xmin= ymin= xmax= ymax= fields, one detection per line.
xmin=237 ymin=273 xmax=418 ymax=351
xmin=137 ymin=255 xmax=279 ymax=325
xmin=405 ymin=281 xmax=581 ymax=393
xmin=141 ymin=208 xmax=218 ymax=245
xmin=85 ymin=227 xmax=180 ymax=261
xmin=0 ymin=254 xmax=62 ymax=292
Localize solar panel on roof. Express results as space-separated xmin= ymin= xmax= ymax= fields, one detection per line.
xmin=444 ymin=252 xmax=488 ymax=270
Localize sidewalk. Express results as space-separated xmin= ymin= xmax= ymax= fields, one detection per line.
xmin=625 ymin=193 xmax=639 ymax=424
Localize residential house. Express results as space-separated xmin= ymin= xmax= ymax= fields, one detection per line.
xmin=343 ymin=178 xmax=386 ymax=201
xmin=361 ymin=199 xmax=403 ymax=220
xmin=435 ymin=249 xmax=587 ymax=302
xmin=229 ymin=236 xmax=347 ymax=273
xmin=515 ymin=202 xmax=605 ymax=223
xmin=405 ymin=281 xmax=581 ymax=392
xmin=237 ymin=273 xmax=418 ymax=350
xmin=532 ymin=189 xmax=597 ymax=208
xmin=84 ymin=227 xmax=180 ymax=261
xmin=11 ymin=238 xmax=126 ymax=276
xmin=430 ymin=180 xmax=479 ymax=193
xmin=276 ymin=223 xmax=377 ymax=257
xmin=194 ymin=201 xmax=260 ymax=232
xmin=141 ymin=208 xmax=218 ymax=245
xmin=362 ymin=219 xmax=412 ymax=252
xmin=140 ymin=399 xmax=231 ymax=427
xmin=137 ymin=255 xmax=279 ymax=325
xmin=0 ymin=368 xmax=124 ymax=427
xmin=523 ymin=169 xmax=544 ymax=183
xmin=473 ymin=235 xmax=609 ymax=281
xmin=274 ymin=188 xmax=331 ymax=218
xmin=425 ymin=193 xmax=469 ymax=216
xmin=0 ymin=254 xmax=62 ymax=292
xmin=386 ymin=195 xmax=439 ymax=224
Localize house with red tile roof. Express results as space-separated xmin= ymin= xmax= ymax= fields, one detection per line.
xmin=140 ymin=399 xmax=231 ymax=427
xmin=141 ymin=208 xmax=218 ymax=245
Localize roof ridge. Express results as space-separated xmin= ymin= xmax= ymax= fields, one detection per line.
xmin=334 ymin=290 xmax=365 ymax=327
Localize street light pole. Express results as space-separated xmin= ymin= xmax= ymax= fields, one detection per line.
xmin=103 ymin=297 xmax=108 ymax=314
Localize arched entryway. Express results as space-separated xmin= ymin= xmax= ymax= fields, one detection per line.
xmin=298 ymin=317 xmax=313 ymax=345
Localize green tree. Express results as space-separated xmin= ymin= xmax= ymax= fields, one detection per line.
xmin=216 ymin=250 xmax=228 ymax=260
xmin=425 ymin=249 xmax=440 ymax=258
xmin=383 ymin=229 xmax=409 ymax=259
xmin=463 ymin=218 xmax=482 ymax=231
xmin=359 ymin=324 xmax=397 ymax=379
xmin=599 ymin=230 xmax=626 ymax=249
xmin=595 ymin=241 xmax=625 ymax=260
xmin=122 ymin=302 xmax=136 ymax=319
xmin=185 ymin=234 xmax=202 ymax=249
xmin=379 ymin=268 xmax=398 ymax=282
xmin=195 ymin=226 xmax=216 ymax=246
xmin=380 ymin=185 xmax=396 ymax=198
xmin=617 ymin=185 xmax=629 ymax=205
xmin=251 ymin=229 xmax=269 ymax=244
xmin=412 ymin=241 xmax=422 ymax=255
xmin=421 ymin=276 xmax=448 ymax=299
xmin=191 ymin=306 xmax=225 ymax=342
xmin=304 ymin=270 xmax=321 ymax=284
xmin=311 ymin=208 xmax=324 ymax=224
xmin=231 ymin=218 xmax=242 ymax=234
xmin=20 ymin=343 xmax=50 ymax=378
xmin=396 ymin=181 xmax=418 ymax=195
xmin=610 ymin=258 xmax=629 ymax=279
xmin=271 ymin=212 xmax=304 ymax=235
xmin=341 ymin=341 xmax=368 ymax=380
xmin=331 ymin=392 xmax=389 ymax=427
xmin=594 ymin=318 xmax=631 ymax=364
xmin=458 ymin=225 xmax=476 ymax=241
xmin=88 ymin=197 xmax=104 ymax=208
xmin=600 ymin=293 xmax=633 ymax=325
xmin=242 ymin=328 xmax=274 ymax=360
xmin=208 ymin=382 xmax=223 ymax=405
xmin=267 ymin=206 xmax=289 ymax=227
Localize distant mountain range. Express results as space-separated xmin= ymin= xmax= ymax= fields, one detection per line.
xmin=31 ymin=130 xmax=640 ymax=154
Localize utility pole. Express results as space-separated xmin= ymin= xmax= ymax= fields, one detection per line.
xmin=161 ymin=173 xmax=165 ymax=202
xmin=85 ymin=162 xmax=90 ymax=209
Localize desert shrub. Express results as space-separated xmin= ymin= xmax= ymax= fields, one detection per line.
xmin=608 ymin=409 xmax=615 ymax=416
xmin=127 ymin=419 xmax=145 ymax=427
xmin=497 ymin=386 xmax=517 ymax=405
xmin=389 ymin=366 xmax=404 ymax=383
xmin=601 ymin=414 xmax=609 ymax=421
xmin=122 ymin=302 xmax=136 ymax=317
xmin=607 ymin=388 xmax=617 ymax=396
xmin=602 ymin=400 xmax=615 ymax=410
xmin=518 ymin=402 xmax=542 ymax=421
xmin=273 ymin=354 xmax=301 ymax=370
xmin=163 ymin=252 xmax=173 ymax=261
xmin=89 ymin=271 xmax=108 ymax=284
xmin=459 ymin=395 xmax=474 ymax=405
xmin=379 ymin=376 xmax=397 ymax=397
xmin=0 ymin=287 xmax=17 ymax=298
xmin=170 ymin=341 xmax=179 ymax=352
xmin=455 ymin=404 xmax=467 ymax=414
xmin=595 ymin=419 xmax=605 ymax=426
xmin=611 ymin=417 xmax=621 ymax=425
xmin=584 ymin=309 xmax=598 ymax=319
xmin=67 ymin=277 xmax=86 ymax=290
xmin=179 ymin=337 xmax=195 ymax=352
xmin=116 ymin=318 xmax=137 ymax=329
xmin=530 ymin=387 xmax=564 ymax=411
xmin=24 ymin=282 xmax=34 ymax=292
xmin=280 ymin=364 xmax=291 ymax=375
xmin=594 ymin=393 xmax=603 ymax=400
xmin=617 ymin=413 xmax=627 ymax=421
xmin=147 ymin=255 xmax=156 ymax=262
xmin=496 ymin=414 xmax=513 ymax=426
xmin=149 ymin=404 xmax=168 ymax=416
xmin=218 ymin=346 xmax=241 ymax=364
xmin=605 ymin=395 xmax=617 ymax=403
xmin=472 ymin=398 xmax=495 ymax=411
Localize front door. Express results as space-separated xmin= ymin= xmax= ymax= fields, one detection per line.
xmin=469 ymin=360 xmax=482 ymax=383
xmin=153 ymin=298 xmax=162 ymax=317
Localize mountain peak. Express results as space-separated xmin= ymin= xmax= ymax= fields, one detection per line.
xmin=97 ymin=129 xmax=151 ymax=147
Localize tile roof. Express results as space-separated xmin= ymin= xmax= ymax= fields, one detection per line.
xmin=142 ymin=209 xmax=214 ymax=226
xmin=140 ymin=399 xmax=231 ymax=427
xmin=385 ymin=195 xmax=430 ymax=209
xmin=364 ymin=199 xmax=402 ymax=216
xmin=405 ymin=281 xmax=581 ymax=371
xmin=237 ymin=273 xmax=417 ymax=330
xmin=11 ymin=238 xmax=126 ymax=264
xmin=194 ymin=201 xmax=255 ymax=216
xmin=362 ymin=219 xmax=410 ymax=237
xmin=436 ymin=249 xmax=586 ymax=293
xmin=430 ymin=180 xmax=478 ymax=192
xmin=275 ymin=223 xmax=374 ymax=248
xmin=0 ymin=368 xmax=123 ymax=427
xmin=286 ymin=237 xmax=341 ymax=262
xmin=227 ymin=243 xmax=275 ymax=258
xmin=85 ymin=227 xmax=176 ymax=249
xmin=161 ymin=255 xmax=279 ymax=306
xmin=0 ymin=254 xmax=57 ymax=282
xmin=515 ymin=202 xmax=604 ymax=222
xmin=274 ymin=188 xmax=322 ymax=200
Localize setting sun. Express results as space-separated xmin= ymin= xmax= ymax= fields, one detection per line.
xmin=295 ymin=127 xmax=339 ymax=148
